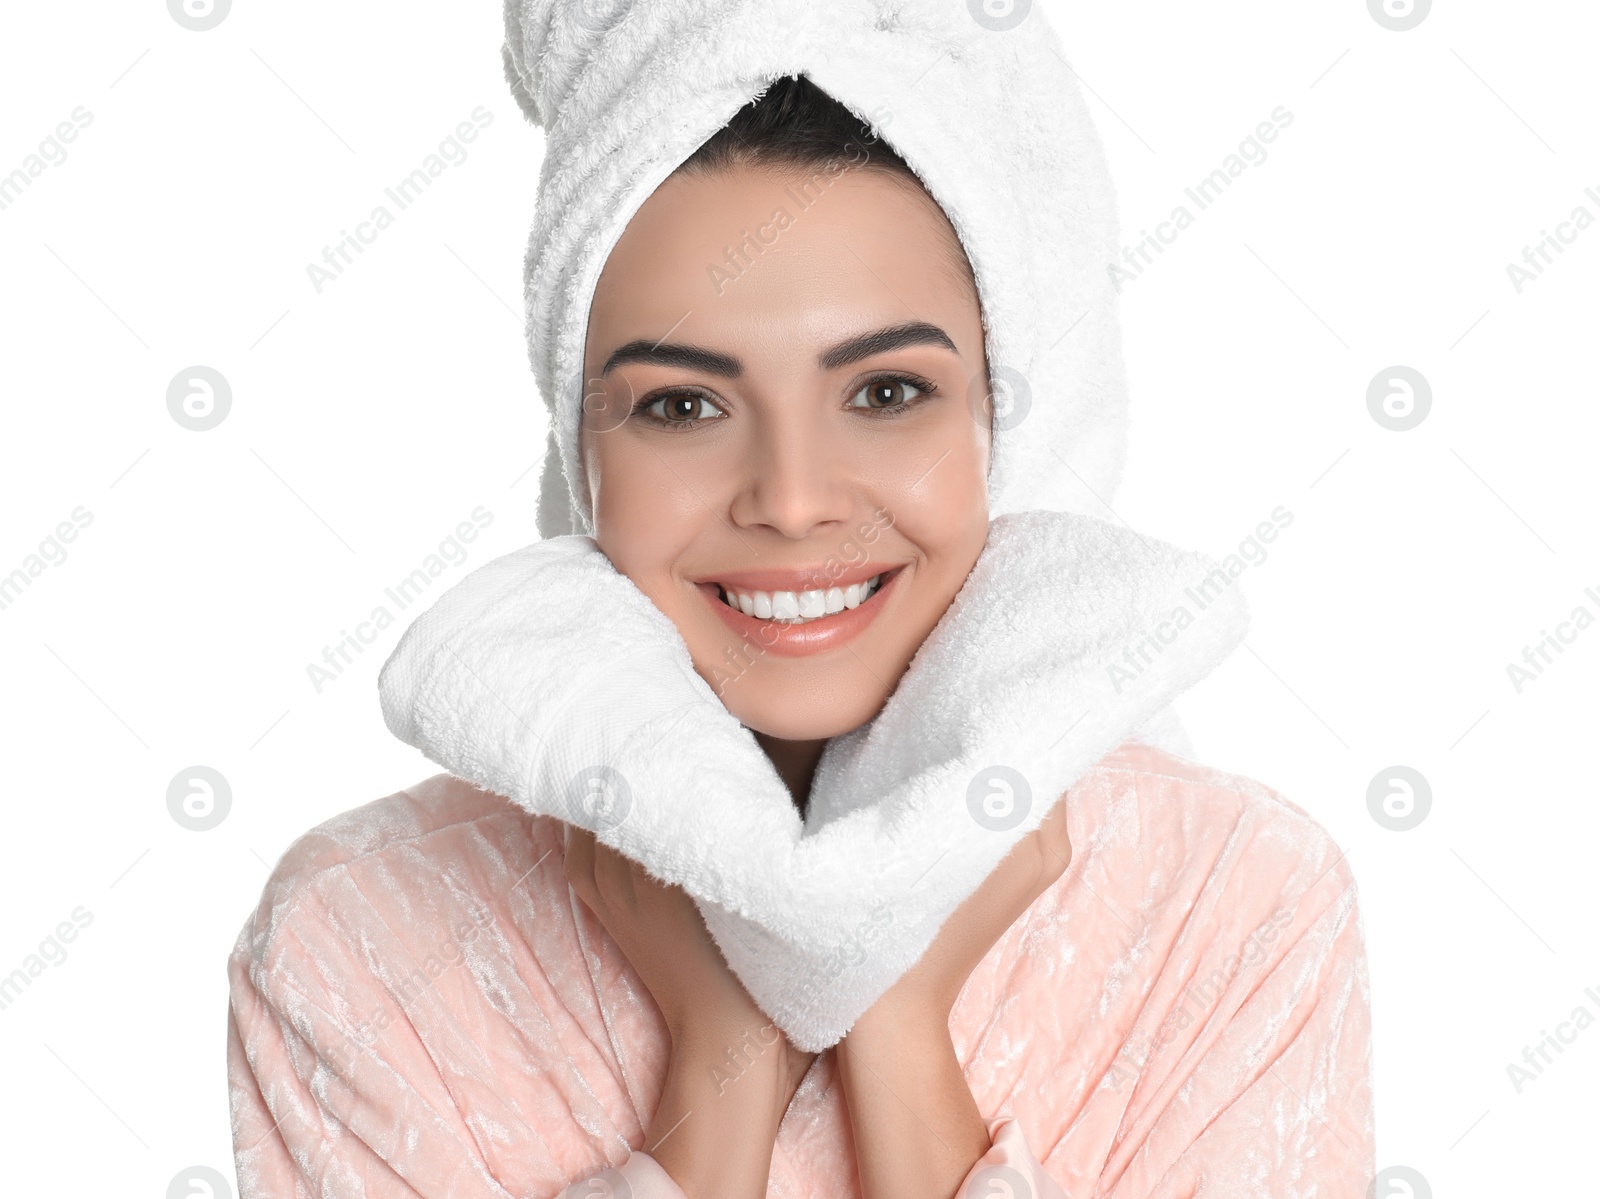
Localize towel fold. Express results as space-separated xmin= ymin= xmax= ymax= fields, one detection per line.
xmin=378 ymin=508 xmax=1248 ymax=1051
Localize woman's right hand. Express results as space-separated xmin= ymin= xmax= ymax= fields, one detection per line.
xmin=562 ymin=824 xmax=815 ymax=1197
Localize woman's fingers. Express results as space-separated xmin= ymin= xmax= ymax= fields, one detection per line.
xmin=591 ymin=836 xmax=639 ymax=909
xmin=562 ymin=823 xmax=599 ymax=911
xmin=970 ymin=799 xmax=1072 ymax=935
xmin=1022 ymin=802 xmax=1071 ymax=909
xmin=567 ymin=827 xmax=647 ymax=915
xmin=1035 ymin=799 xmax=1072 ymax=882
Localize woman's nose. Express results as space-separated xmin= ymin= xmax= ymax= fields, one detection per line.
xmin=729 ymin=414 xmax=854 ymax=540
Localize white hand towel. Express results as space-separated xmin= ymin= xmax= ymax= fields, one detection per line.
xmin=379 ymin=510 xmax=1247 ymax=1051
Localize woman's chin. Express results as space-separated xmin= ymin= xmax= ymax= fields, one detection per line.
xmin=714 ymin=687 xmax=886 ymax=744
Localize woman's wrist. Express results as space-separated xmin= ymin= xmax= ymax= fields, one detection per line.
xmin=646 ymin=1019 xmax=789 ymax=1199
xmin=837 ymin=1004 xmax=991 ymax=1199
xmin=846 ymin=985 xmax=954 ymax=1046
xmin=673 ymin=1017 xmax=793 ymax=1112
xmin=837 ymin=998 xmax=956 ymax=1086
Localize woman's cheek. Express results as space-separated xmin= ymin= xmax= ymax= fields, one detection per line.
xmin=590 ymin=438 xmax=701 ymax=556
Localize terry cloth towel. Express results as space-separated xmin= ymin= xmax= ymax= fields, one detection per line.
xmin=378 ymin=510 xmax=1250 ymax=1052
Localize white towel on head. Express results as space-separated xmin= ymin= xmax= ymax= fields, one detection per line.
xmin=501 ymin=0 xmax=1128 ymax=539
xmin=378 ymin=510 xmax=1249 ymax=1051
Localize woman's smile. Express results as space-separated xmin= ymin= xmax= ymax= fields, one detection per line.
xmin=581 ymin=154 xmax=992 ymax=741
xmin=694 ymin=563 xmax=906 ymax=657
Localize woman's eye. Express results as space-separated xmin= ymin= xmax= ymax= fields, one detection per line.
xmin=640 ymin=393 xmax=725 ymax=425
xmin=849 ymin=377 xmax=928 ymax=412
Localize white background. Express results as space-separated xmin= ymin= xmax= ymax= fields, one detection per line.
xmin=1 ymin=0 xmax=1595 ymax=1193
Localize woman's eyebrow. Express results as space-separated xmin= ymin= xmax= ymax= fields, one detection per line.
xmin=601 ymin=340 xmax=741 ymax=377
xmin=599 ymin=320 xmax=958 ymax=377
xmin=817 ymin=320 xmax=958 ymax=370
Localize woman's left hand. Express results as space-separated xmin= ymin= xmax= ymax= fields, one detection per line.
xmin=835 ymin=798 xmax=1072 ymax=1199
xmin=867 ymin=794 xmax=1072 ymax=1028
xmin=564 ymin=824 xmax=816 ymax=1198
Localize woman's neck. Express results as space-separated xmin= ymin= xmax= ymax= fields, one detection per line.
xmin=751 ymin=731 xmax=828 ymax=818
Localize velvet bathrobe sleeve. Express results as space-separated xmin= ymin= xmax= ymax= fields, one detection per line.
xmin=227 ymin=743 xmax=1374 ymax=1197
xmin=225 ymin=776 xmax=673 ymax=1197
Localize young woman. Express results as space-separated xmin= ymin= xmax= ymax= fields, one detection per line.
xmin=227 ymin=10 xmax=1374 ymax=1198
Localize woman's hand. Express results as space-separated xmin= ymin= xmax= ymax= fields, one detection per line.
xmin=563 ymin=822 xmax=757 ymax=1039
xmin=562 ymin=824 xmax=815 ymax=1198
xmin=878 ymin=795 xmax=1073 ymax=1024
xmin=836 ymin=797 xmax=1072 ymax=1199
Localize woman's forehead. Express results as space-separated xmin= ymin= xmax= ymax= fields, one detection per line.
xmin=587 ymin=165 xmax=979 ymax=366
xmin=600 ymin=166 xmax=966 ymax=293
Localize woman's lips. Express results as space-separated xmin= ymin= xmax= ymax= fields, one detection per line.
xmin=698 ymin=566 xmax=903 ymax=658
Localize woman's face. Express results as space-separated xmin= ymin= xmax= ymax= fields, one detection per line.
xmin=579 ymin=161 xmax=992 ymax=741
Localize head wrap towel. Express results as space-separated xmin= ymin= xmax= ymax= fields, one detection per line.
xmin=501 ymin=0 xmax=1127 ymax=538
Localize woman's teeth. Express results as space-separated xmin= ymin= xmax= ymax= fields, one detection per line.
xmin=719 ymin=574 xmax=884 ymax=624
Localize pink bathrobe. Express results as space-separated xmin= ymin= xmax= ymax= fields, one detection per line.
xmin=227 ymin=740 xmax=1373 ymax=1196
